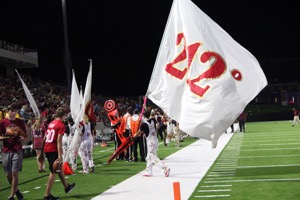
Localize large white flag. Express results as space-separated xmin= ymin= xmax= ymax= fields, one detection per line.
xmin=146 ymin=0 xmax=267 ymax=147
xmin=15 ymin=69 xmax=40 ymax=118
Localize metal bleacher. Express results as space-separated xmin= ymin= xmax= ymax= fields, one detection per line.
xmin=0 ymin=39 xmax=38 ymax=77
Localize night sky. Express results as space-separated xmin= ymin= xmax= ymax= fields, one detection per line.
xmin=1 ymin=0 xmax=299 ymax=96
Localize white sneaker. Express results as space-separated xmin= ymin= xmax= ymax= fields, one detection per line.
xmin=79 ymin=170 xmax=89 ymax=174
xmin=164 ymin=167 xmax=170 ymax=177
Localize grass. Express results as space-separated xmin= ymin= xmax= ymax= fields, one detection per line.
xmin=0 ymin=137 xmax=197 ymax=199
xmin=190 ymin=120 xmax=300 ymax=200
xmin=1 ymin=121 xmax=300 ymax=199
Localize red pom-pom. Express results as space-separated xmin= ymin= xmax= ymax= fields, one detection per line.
xmin=52 ymin=159 xmax=62 ymax=173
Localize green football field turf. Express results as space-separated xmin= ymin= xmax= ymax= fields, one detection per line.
xmin=1 ymin=120 xmax=300 ymax=200
xmin=189 ymin=120 xmax=300 ymax=200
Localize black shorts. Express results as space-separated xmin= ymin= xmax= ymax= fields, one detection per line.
xmin=45 ymin=152 xmax=58 ymax=173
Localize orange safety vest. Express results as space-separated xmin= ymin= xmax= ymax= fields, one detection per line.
xmin=119 ymin=113 xmax=131 ymax=134
xmin=129 ymin=116 xmax=141 ymax=137
xmin=107 ymin=109 xmax=126 ymax=143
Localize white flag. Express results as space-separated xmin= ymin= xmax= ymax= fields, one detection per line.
xmin=70 ymin=69 xmax=81 ymax=122
xmin=146 ymin=0 xmax=267 ymax=147
xmin=15 ymin=69 xmax=40 ymax=118
xmin=82 ymin=59 xmax=96 ymax=123
xmin=69 ymin=69 xmax=83 ymax=153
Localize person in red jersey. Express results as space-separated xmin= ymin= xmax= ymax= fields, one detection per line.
xmin=42 ymin=107 xmax=76 ymax=200
xmin=0 ymin=103 xmax=27 ymax=200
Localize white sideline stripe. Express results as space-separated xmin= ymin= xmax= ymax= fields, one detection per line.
xmin=198 ymin=189 xmax=231 ymax=192
xmin=213 ymin=167 xmax=236 ymax=170
xmin=194 ymin=194 xmax=230 ymax=198
xmin=207 ymin=174 xmax=235 ymax=177
xmin=91 ymin=133 xmax=234 ymax=200
xmin=242 ymin=142 xmax=300 ymax=146
xmin=239 ymin=154 xmax=300 ymax=158
xmin=205 ymin=178 xmax=300 ymax=183
xmin=237 ymin=164 xmax=300 ymax=169
xmin=206 ymin=177 xmax=234 ymax=180
xmin=210 ymin=171 xmax=236 ymax=174
xmin=242 ymin=138 xmax=300 ymax=143
xmin=201 ymin=185 xmax=232 ymax=188
xmin=240 ymin=147 xmax=300 ymax=151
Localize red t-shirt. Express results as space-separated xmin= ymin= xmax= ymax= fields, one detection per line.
xmin=32 ymin=124 xmax=46 ymax=149
xmin=44 ymin=119 xmax=65 ymax=153
xmin=0 ymin=118 xmax=26 ymax=152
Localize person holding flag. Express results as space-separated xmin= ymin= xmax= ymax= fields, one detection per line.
xmin=139 ymin=109 xmax=170 ymax=177
xmin=78 ymin=114 xmax=95 ymax=173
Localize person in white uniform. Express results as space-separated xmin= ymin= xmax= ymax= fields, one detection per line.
xmin=78 ymin=115 xmax=95 ymax=173
xmin=139 ymin=109 xmax=170 ymax=177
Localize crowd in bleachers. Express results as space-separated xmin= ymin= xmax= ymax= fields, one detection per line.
xmin=0 ymin=73 xmax=140 ymax=122
xmin=0 ymin=73 xmax=143 ymax=141
xmin=0 ymin=73 xmax=187 ymax=151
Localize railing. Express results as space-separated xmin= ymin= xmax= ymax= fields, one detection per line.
xmin=0 ymin=39 xmax=38 ymax=59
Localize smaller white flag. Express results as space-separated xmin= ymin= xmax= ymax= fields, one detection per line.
xmin=69 ymin=69 xmax=83 ymax=153
xmin=15 ymin=69 xmax=40 ymax=118
xmin=70 ymin=69 xmax=81 ymax=122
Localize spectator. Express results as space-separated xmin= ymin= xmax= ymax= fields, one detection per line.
xmin=158 ymin=112 xmax=168 ymax=146
xmin=225 ymin=123 xmax=234 ymax=133
xmin=0 ymin=103 xmax=27 ymax=200
xmin=238 ymin=111 xmax=247 ymax=132
xmin=291 ymin=108 xmax=300 ymax=127
xmin=32 ymin=116 xmax=47 ymax=173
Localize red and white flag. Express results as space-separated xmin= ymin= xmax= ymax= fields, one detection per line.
xmin=146 ymin=0 xmax=267 ymax=147
xmin=82 ymin=59 xmax=96 ymax=123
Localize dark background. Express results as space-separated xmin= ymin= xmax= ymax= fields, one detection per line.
xmin=1 ymin=0 xmax=299 ymax=96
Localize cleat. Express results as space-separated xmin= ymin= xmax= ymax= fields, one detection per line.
xmin=65 ymin=183 xmax=76 ymax=194
xmin=16 ymin=189 xmax=24 ymax=200
xmin=44 ymin=194 xmax=60 ymax=200
xmin=164 ymin=167 xmax=170 ymax=177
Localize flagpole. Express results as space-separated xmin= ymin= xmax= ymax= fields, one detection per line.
xmin=61 ymin=0 xmax=72 ymax=92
